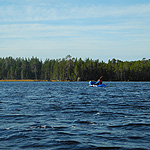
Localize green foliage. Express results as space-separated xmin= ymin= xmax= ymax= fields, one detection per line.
xmin=0 ymin=56 xmax=150 ymax=81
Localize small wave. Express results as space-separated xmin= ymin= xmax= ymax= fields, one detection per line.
xmin=128 ymin=136 xmax=143 ymax=139
xmin=83 ymin=110 xmax=99 ymax=114
xmin=52 ymin=126 xmax=69 ymax=131
xmin=80 ymin=92 xmax=89 ymax=95
xmin=97 ymin=132 xmax=111 ymax=135
xmin=58 ymin=140 xmax=80 ymax=145
xmin=93 ymin=146 xmax=121 ymax=149
xmin=4 ymin=133 xmax=29 ymax=141
xmin=57 ymin=131 xmax=74 ymax=136
xmin=21 ymin=143 xmax=51 ymax=149
xmin=108 ymin=122 xmax=150 ymax=130
xmin=74 ymin=120 xmax=96 ymax=125
xmin=51 ymin=140 xmax=81 ymax=150
xmin=30 ymin=125 xmax=52 ymax=129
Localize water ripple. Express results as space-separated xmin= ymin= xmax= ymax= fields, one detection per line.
xmin=0 ymin=82 xmax=150 ymax=150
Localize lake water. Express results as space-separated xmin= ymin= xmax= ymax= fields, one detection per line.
xmin=0 ymin=82 xmax=150 ymax=150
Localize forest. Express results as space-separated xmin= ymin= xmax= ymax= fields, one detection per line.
xmin=0 ymin=55 xmax=150 ymax=81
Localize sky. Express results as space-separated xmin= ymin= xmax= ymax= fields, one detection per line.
xmin=0 ymin=0 xmax=150 ymax=62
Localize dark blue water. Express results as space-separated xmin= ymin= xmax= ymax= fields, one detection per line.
xmin=0 ymin=82 xmax=150 ymax=150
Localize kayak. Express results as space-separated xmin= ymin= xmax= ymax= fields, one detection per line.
xmin=89 ymin=81 xmax=106 ymax=87
xmin=90 ymin=84 xmax=106 ymax=87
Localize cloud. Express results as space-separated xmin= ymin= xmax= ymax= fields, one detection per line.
xmin=0 ymin=21 xmax=147 ymax=40
xmin=0 ymin=1 xmax=150 ymax=61
xmin=0 ymin=3 xmax=150 ymax=22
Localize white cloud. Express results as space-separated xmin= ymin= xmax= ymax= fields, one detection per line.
xmin=0 ymin=1 xmax=150 ymax=61
xmin=0 ymin=21 xmax=148 ymax=40
xmin=0 ymin=3 xmax=150 ymax=22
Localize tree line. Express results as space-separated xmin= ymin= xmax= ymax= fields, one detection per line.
xmin=0 ymin=55 xmax=150 ymax=81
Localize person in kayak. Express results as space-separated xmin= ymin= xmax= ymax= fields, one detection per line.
xmin=95 ymin=76 xmax=103 ymax=85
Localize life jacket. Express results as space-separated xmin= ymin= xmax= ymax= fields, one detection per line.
xmin=100 ymin=79 xmax=102 ymax=84
xmin=97 ymin=79 xmax=102 ymax=85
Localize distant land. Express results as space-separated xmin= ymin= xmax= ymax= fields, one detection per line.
xmin=0 ymin=56 xmax=150 ymax=81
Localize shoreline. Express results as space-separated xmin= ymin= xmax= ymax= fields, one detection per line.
xmin=0 ymin=79 xmax=49 ymax=82
xmin=0 ymin=79 xmax=73 ymax=82
xmin=0 ymin=80 xmax=150 ymax=82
